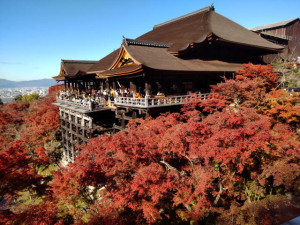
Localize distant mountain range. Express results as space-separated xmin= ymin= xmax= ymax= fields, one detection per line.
xmin=0 ymin=79 xmax=57 ymax=88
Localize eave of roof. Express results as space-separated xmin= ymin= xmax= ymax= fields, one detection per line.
xmin=96 ymin=64 xmax=143 ymax=77
xmin=52 ymin=75 xmax=66 ymax=81
xmin=259 ymin=32 xmax=289 ymax=40
xmin=250 ymin=18 xmax=299 ymax=31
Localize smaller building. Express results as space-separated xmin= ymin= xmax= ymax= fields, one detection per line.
xmin=250 ymin=18 xmax=300 ymax=63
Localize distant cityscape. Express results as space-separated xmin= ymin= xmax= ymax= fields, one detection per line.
xmin=0 ymin=87 xmax=49 ymax=103
xmin=0 ymin=78 xmax=57 ymax=103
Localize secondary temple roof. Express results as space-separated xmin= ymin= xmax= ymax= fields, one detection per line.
xmin=250 ymin=18 xmax=299 ymax=31
xmin=53 ymin=60 xmax=97 ymax=81
xmin=87 ymin=5 xmax=283 ymax=76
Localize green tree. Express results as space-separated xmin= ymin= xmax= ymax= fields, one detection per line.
xmin=15 ymin=94 xmax=22 ymax=101
xmin=21 ymin=93 xmax=39 ymax=102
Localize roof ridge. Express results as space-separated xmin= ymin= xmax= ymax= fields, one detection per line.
xmin=153 ymin=4 xmax=214 ymax=29
xmin=124 ymin=38 xmax=172 ymax=48
xmin=62 ymin=59 xmax=98 ymax=64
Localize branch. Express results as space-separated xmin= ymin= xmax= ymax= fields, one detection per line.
xmin=180 ymin=153 xmax=194 ymax=170
xmin=160 ymin=160 xmax=185 ymax=175
xmin=213 ymin=171 xmax=235 ymax=205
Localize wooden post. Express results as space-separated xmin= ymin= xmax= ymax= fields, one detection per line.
xmin=89 ymin=118 xmax=93 ymax=129
xmin=121 ymin=112 xmax=126 ymax=130
xmin=130 ymin=81 xmax=137 ymax=96
xmin=100 ymin=81 xmax=104 ymax=92
xmin=145 ymin=78 xmax=151 ymax=96
xmin=177 ymin=79 xmax=182 ymax=95
xmin=71 ymin=145 xmax=75 ymax=162
xmin=106 ymin=79 xmax=109 ymax=89
xmin=132 ymin=111 xmax=137 ymax=119
xmin=145 ymin=110 xmax=150 ymax=118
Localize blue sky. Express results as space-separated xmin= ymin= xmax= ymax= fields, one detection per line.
xmin=0 ymin=0 xmax=299 ymax=81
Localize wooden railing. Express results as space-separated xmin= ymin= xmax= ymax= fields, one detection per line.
xmin=56 ymin=93 xmax=210 ymax=110
xmin=114 ymin=94 xmax=209 ymax=108
xmin=56 ymin=98 xmax=94 ymax=110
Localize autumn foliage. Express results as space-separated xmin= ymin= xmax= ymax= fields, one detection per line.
xmin=1 ymin=65 xmax=300 ymax=224
xmin=0 ymin=86 xmax=61 ymax=223
xmin=50 ymin=64 xmax=300 ymax=224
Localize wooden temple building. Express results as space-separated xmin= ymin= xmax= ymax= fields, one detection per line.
xmin=53 ymin=5 xmax=283 ymax=162
xmin=250 ymin=18 xmax=300 ymax=63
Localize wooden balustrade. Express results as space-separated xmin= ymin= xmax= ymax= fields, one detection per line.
xmin=56 ymin=92 xmax=209 ymax=110
xmin=114 ymin=94 xmax=209 ymax=108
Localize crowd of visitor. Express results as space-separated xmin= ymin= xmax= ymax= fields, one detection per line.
xmin=58 ymin=88 xmax=145 ymax=109
xmin=57 ymin=86 xmax=207 ymax=110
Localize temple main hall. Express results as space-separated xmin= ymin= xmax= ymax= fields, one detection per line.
xmin=53 ymin=5 xmax=283 ymax=162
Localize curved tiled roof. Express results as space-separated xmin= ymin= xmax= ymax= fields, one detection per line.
xmin=137 ymin=8 xmax=283 ymax=52
xmin=61 ymin=60 xmax=97 ymax=76
xmin=53 ymin=60 xmax=97 ymax=81
xmin=125 ymin=44 xmax=243 ymax=72
xmin=87 ymin=49 xmax=120 ymax=74
xmin=96 ymin=44 xmax=243 ymax=77
xmin=87 ymin=5 xmax=284 ymax=75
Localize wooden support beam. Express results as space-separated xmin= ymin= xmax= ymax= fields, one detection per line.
xmin=132 ymin=111 xmax=137 ymax=119
xmin=71 ymin=145 xmax=75 ymax=162
xmin=145 ymin=110 xmax=150 ymax=118
xmin=121 ymin=112 xmax=126 ymax=130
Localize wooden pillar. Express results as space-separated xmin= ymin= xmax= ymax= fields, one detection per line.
xmin=112 ymin=81 xmax=116 ymax=90
xmin=66 ymin=145 xmax=70 ymax=162
xmin=71 ymin=145 xmax=75 ymax=162
xmin=121 ymin=112 xmax=126 ymax=130
xmin=145 ymin=110 xmax=150 ymax=118
xmin=88 ymin=118 xmax=93 ymax=129
xmin=130 ymin=81 xmax=137 ymax=96
xmin=132 ymin=111 xmax=137 ymax=119
xmin=145 ymin=78 xmax=151 ymax=96
xmin=177 ymin=79 xmax=183 ymax=95
xmin=85 ymin=80 xmax=88 ymax=91
xmin=100 ymin=81 xmax=104 ymax=92
xmin=106 ymin=79 xmax=109 ymax=89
